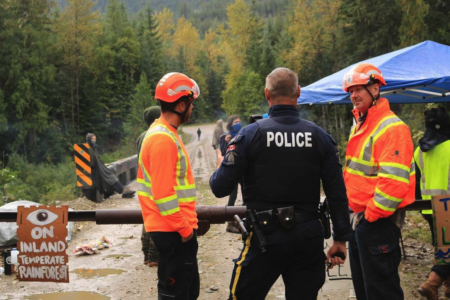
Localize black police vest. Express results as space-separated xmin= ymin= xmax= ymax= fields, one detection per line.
xmin=243 ymin=116 xmax=322 ymax=213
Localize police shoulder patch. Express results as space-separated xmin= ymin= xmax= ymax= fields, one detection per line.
xmin=222 ymin=134 xmax=243 ymax=166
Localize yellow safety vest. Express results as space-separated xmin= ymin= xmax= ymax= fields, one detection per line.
xmin=414 ymin=140 xmax=450 ymax=214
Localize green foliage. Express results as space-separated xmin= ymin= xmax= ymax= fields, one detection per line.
xmin=3 ymin=153 xmax=79 ymax=205
xmin=222 ymin=70 xmax=265 ymax=121
xmin=398 ymin=0 xmax=429 ymax=47
xmin=0 ymin=166 xmax=20 ymax=206
xmin=178 ymin=126 xmax=193 ymax=146
xmin=136 ymin=4 xmax=163 ymax=87
xmin=424 ymin=0 xmax=450 ymax=45
xmin=99 ymin=142 xmax=136 ymax=164
xmin=0 ymin=0 xmax=57 ymax=161
xmin=121 ymin=72 xmax=155 ymax=155
xmin=403 ymin=211 xmax=432 ymax=244
xmin=130 ymin=73 xmax=155 ymax=125
xmin=0 ymin=89 xmax=7 ymax=133
xmin=0 ymin=0 xmax=449 ymax=205
xmin=339 ymin=0 xmax=403 ymax=65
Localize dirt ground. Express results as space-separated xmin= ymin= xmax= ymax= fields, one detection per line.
xmin=0 ymin=123 xmax=439 ymax=300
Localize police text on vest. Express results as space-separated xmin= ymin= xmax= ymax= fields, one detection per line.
xmin=267 ymin=132 xmax=312 ymax=147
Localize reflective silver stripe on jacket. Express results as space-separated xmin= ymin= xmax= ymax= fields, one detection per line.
xmin=146 ymin=125 xmax=188 ymax=186
xmin=374 ymin=190 xmax=402 ymax=211
xmin=346 ymin=160 xmax=378 ymax=176
xmin=361 ymin=116 xmax=403 ymax=161
xmin=379 ymin=165 xmax=410 ymax=181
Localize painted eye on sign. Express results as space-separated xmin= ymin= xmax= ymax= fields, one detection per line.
xmin=26 ymin=209 xmax=59 ymax=226
xmin=16 ymin=205 xmax=69 ymax=283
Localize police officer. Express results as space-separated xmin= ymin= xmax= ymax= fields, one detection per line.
xmin=210 ymin=67 xmax=351 ymax=300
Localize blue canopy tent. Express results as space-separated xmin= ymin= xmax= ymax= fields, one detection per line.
xmin=297 ymin=41 xmax=450 ymax=105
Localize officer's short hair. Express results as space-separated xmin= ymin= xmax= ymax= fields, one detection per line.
xmin=266 ymin=68 xmax=299 ymax=100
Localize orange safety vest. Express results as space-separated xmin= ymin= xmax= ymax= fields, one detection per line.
xmin=137 ymin=117 xmax=198 ymax=238
xmin=343 ymin=98 xmax=415 ymax=222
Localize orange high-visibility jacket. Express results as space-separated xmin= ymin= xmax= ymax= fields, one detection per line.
xmin=137 ymin=118 xmax=198 ymax=238
xmin=344 ymin=98 xmax=415 ymax=222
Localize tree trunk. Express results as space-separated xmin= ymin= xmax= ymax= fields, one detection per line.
xmin=71 ymin=79 xmax=75 ymax=129
xmin=76 ymin=73 xmax=80 ymax=130
xmin=333 ymin=105 xmax=340 ymax=143
xmin=321 ymin=106 xmax=327 ymax=130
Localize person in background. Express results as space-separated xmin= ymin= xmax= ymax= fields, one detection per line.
xmin=212 ymin=119 xmax=224 ymax=166
xmin=86 ymin=133 xmax=135 ymax=199
xmin=416 ymin=107 xmax=450 ymax=300
xmin=220 ymin=115 xmax=242 ymax=233
xmin=210 ymin=67 xmax=350 ymax=299
xmin=136 ymin=106 xmax=161 ymax=267
xmin=342 ymin=63 xmax=415 ymax=300
xmin=137 ymin=72 xmax=200 ymax=300
xmin=197 ymin=128 xmax=202 ymax=141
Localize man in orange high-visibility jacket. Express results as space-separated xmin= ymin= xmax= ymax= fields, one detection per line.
xmin=138 ymin=72 xmax=201 ymax=300
xmin=342 ymin=63 xmax=415 ymax=300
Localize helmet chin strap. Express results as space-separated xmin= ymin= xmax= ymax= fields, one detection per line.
xmin=169 ymin=101 xmax=192 ymax=123
xmin=363 ymin=85 xmax=380 ymax=108
xmin=357 ymin=85 xmax=380 ymax=123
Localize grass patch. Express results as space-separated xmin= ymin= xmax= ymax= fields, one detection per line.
xmin=2 ymin=153 xmax=80 ymax=206
xmin=179 ymin=127 xmax=192 ymax=145
xmin=403 ymin=211 xmax=433 ymax=244
xmin=100 ymin=142 xmax=136 ymax=164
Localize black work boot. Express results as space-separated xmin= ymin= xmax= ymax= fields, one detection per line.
xmin=122 ymin=187 xmax=135 ymax=198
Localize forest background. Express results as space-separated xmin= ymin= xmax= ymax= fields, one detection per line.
xmin=0 ymin=0 xmax=450 ymax=204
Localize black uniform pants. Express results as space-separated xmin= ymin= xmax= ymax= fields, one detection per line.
xmin=150 ymin=231 xmax=200 ymax=300
xmin=349 ymin=217 xmax=403 ymax=300
xmin=228 ymin=219 xmax=326 ymax=300
xmin=227 ymin=184 xmax=239 ymax=206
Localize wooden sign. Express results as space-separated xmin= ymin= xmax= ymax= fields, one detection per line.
xmin=16 ymin=205 xmax=69 ymax=282
xmin=433 ymin=195 xmax=450 ymax=265
xmin=74 ymin=143 xmax=92 ymax=188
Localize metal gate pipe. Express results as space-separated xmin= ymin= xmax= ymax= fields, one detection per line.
xmin=0 ymin=201 xmax=431 ymax=224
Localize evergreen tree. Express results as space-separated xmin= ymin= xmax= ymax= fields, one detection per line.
xmin=128 ymin=72 xmax=155 ymax=129
xmin=245 ymin=0 xmax=263 ymax=78
xmin=225 ymin=0 xmax=254 ymax=68
xmin=424 ymin=0 xmax=450 ymax=45
xmin=104 ymin=0 xmax=129 ymax=42
xmin=0 ymin=0 xmax=57 ymax=161
xmin=339 ymin=0 xmax=402 ymax=65
xmin=137 ymin=4 xmax=163 ymax=87
xmin=155 ymin=8 xmax=176 ymax=72
xmin=260 ymin=21 xmax=277 ymax=79
xmin=55 ymin=0 xmax=101 ymax=133
xmin=398 ymin=0 xmax=429 ymax=47
xmin=284 ymin=0 xmax=333 ymax=82
xmin=102 ymin=0 xmax=141 ymax=143
xmin=222 ymin=70 xmax=264 ymax=120
xmin=203 ymin=28 xmax=226 ymax=117
xmin=0 ymin=89 xmax=6 ymax=133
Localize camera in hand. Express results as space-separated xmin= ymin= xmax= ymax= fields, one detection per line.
xmin=249 ymin=114 xmax=263 ymax=124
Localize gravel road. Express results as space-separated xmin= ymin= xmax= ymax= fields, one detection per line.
xmin=0 ymin=122 xmax=434 ymax=300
